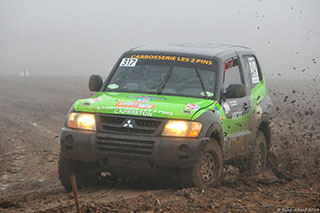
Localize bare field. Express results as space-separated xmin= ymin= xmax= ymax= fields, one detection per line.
xmin=0 ymin=75 xmax=319 ymax=212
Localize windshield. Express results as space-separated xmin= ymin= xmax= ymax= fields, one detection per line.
xmin=104 ymin=54 xmax=217 ymax=99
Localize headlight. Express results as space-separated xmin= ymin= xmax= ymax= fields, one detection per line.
xmin=162 ymin=120 xmax=202 ymax=137
xmin=67 ymin=112 xmax=96 ymax=131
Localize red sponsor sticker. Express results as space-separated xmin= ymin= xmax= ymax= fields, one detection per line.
xmin=224 ymin=60 xmax=234 ymax=71
xmin=116 ymin=101 xmax=156 ymax=109
xmin=184 ymin=103 xmax=200 ymax=112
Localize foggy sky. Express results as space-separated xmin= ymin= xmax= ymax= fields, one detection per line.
xmin=0 ymin=0 xmax=319 ymax=79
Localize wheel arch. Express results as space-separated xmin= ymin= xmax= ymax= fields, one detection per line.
xmin=207 ymin=122 xmax=224 ymax=149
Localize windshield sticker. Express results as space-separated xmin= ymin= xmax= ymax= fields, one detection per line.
xmin=107 ymin=84 xmax=119 ymax=89
xmin=183 ymin=103 xmax=200 ymax=114
xmin=116 ymin=101 xmax=156 ymax=109
xmin=222 ymin=102 xmax=230 ymax=113
xmin=127 ymin=95 xmax=166 ymax=100
xmin=200 ymin=91 xmax=214 ymax=97
xmin=119 ymin=58 xmax=138 ymax=67
xmin=248 ymin=57 xmax=260 ymax=84
xmin=130 ymin=54 xmax=213 ymax=66
xmin=136 ymin=98 xmax=151 ymax=102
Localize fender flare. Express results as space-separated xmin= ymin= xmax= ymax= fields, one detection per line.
xmin=194 ymin=110 xmax=224 ymax=152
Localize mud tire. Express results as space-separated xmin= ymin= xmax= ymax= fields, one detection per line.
xmin=247 ymin=130 xmax=267 ymax=175
xmin=58 ymin=154 xmax=99 ymax=191
xmin=180 ymin=139 xmax=223 ymax=189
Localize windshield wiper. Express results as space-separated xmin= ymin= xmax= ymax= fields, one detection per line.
xmin=193 ymin=64 xmax=208 ymax=99
xmin=156 ymin=61 xmax=176 ymax=94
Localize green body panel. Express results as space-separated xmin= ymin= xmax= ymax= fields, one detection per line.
xmin=222 ymin=79 xmax=266 ymax=137
xmin=250 ymin=78 xmax=266 ymax=105
xmin=222 ymin=108 xmax=250 ymax=137
xmin=74 ymin=92 xmax=214 ymax=120
xmin=192 ymin=101 xmax=225 ymax=121
xmin=198 ymin=79 xmax=267 ymax=138
xmin=73 ymin=79 xmax=266 ymax=138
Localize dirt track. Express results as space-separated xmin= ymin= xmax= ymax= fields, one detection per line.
xmin=0 ymin=75 xmax=319 ymax=212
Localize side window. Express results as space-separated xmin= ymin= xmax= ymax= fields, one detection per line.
xmin=223 ymin=57 xmax=243 ymax=92
xmin=242 ymin=55 xmax=262 ymax=89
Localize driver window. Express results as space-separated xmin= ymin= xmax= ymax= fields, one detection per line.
xmin=223 ymin=57 xmax=243 ymax=93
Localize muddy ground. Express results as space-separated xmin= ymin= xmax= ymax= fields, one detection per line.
xmin=0 ymin=75 xmax=319 ymax=213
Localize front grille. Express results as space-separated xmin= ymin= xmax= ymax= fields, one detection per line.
xmin=98 ymin=114 xmax=163 ymax=136
xmin=96 ymin=135 xmax=155 ymax=155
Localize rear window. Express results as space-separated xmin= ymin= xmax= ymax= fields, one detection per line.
xmin=242 ymin=55 xmax=263 ymax=89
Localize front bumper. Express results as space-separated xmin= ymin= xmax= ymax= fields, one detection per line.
xmin=60 ymin=127 xmax=208 ymax=168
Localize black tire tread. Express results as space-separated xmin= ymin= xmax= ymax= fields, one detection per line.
xmin=180 ymin=139 xmax=223 ymax=189
xmin=58 ymin=154 xmax=74 ymax=191
xmin=247 ymin=130 xmax=267 ymax=175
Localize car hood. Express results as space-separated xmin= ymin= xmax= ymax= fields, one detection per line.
xmin=74 ymin=92 xmax=215 ymax=120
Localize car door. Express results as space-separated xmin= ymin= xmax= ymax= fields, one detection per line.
xmin=221 ymin=56 xmax=251 ymax=157
xmin=240 ymin=54 xmax=265 ymax=144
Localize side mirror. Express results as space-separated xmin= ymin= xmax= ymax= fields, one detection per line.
xmin=89 ymin=75 xmax=103 ymax=92
xmin=225 ymin=84 xmax=246 ymax=99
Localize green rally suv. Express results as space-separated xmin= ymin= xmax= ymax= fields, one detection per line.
xmin=58 ymin=44 xmax=273 ymax=191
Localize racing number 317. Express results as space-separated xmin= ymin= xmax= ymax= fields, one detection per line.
xmin=120 ymin=58 xmax=138 ymax=67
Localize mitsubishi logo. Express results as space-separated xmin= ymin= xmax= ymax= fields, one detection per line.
xmin=123 ymin=119 xmax=134 ymax=128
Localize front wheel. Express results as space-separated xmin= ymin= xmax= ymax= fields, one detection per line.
xmin=180 ymin=139 xmax=223 ymax=189
xmin=58 ymin=154 xmax=100 ymax=191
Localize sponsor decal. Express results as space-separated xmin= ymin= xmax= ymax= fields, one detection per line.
xmin=214 ymin=106 xmax=221 ymax=118
xmin=116 ymin=101 xmax=156 ymax=109
xmin=153 ymin=109 xmax=173 ymax=116
xmin=248 ymin=57 xmax=260 ymax=84
xmin=81 ymin=97 xmax=102 ymax=105
xmin=108 ymin=84 xmax=119 ymax=89
xmin=119 ymin=58 xmax=138 ymax=67
xmin=224 ymin=59 xmax=234 ymax=71
xmin=136 ymin=98 xmax=151 ymax=102
xmin=229 ymin=100 xmax=238 ymax=107
xmin=96 ymin=106 xmax=116 ymax=110
xmin=232 ymin=111 xmax=242 ymax=120
xmin=96 ymin=106 xmax=173 ymax=117
xmin=115 ymin=108 xmax=153 ymax=117
xmin=128 ymin=95 xmax=166 ymax=100
xmin=222 ymin=102 xmax=230 ymax=113
xmin=183 ymin=103 xmax=200 ymax=114
xmin=90 ymin=97 xmax=102 ymax=102
xmin=130 ymin=54 xmax=213 ymax=66
xmin=200 ymin=91 xmax=214 ymax=97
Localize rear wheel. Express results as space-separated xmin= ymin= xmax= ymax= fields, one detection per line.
xmin=248 ymin=130 xmax=267 ymax=175
xmin=180 ymin=139 xmax=223 ymax=189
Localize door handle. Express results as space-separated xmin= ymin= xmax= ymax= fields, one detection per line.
xmin=243 ymin=103 xmax=249 ymax=110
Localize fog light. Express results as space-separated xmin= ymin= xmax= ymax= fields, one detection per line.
xmin=179 ymin=144 xmax=189 ymax=154
xmin=65 ymin=135 xmax=73 ymax=150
